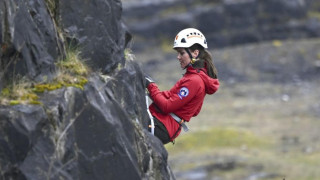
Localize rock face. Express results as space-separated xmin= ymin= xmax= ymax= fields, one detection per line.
xmin=0 ymin=0 xmax=64 ymax=89
xmin=58 ymin=0 xmax=131 ymax=73
xmin=0 ymin=68 xmax=173 ymax=180
xmin=0 ymin=0 xmax=174 ymax=179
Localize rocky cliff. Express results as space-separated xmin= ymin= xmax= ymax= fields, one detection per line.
xmin=0 ymin=0 xmax=174 ymax=179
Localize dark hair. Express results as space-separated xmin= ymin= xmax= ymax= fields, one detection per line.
xmin=189 ymin=44 xmax=218 ymax=79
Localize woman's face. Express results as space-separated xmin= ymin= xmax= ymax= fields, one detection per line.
xmin=175 ymin=48 xmax=199 ymax=69
xmin=176 ymin=48 xmax=191 ymax=69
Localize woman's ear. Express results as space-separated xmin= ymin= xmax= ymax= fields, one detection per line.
xmin=192 ymin=49 xmax=200 ymax=58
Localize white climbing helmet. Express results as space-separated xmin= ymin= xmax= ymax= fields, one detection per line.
xmin=173 ymin=28 xmax=208 ymax=49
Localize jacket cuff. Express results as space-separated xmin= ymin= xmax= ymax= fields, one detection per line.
xmin=147 ymin=83 xmax=157 ymax=92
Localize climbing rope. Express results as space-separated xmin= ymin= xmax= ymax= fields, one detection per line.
xmin=146 ymin=93 xmax=155 ymax=135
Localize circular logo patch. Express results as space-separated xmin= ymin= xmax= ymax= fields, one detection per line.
xmin=179 ymin=87 xmax=189 ymax=99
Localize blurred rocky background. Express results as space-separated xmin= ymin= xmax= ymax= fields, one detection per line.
xmin=122 ymin=0 xmax=320 ymax=179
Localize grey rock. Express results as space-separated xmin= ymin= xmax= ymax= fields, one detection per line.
xmin=0 ymin=64 xmax=174 ymax=179
xmin=58 ymin=0 xmax=131 ymax=74
xmin=0 ymin=0 xmax=64 ymax=88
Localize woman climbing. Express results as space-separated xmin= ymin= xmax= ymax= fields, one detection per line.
xmin=145 ymin=28 xmax=220 ymax=144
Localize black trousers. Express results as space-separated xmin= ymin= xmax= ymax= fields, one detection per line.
xmin=149 ymin=116 xmax=171 ymax=144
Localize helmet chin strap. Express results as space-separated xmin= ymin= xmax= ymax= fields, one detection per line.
xmin=185 ymin=48 xmax=200 ymax=65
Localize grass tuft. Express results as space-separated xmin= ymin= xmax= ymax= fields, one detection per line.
xmin=56 ymin=48 xmax=89 ymax=76
xmin=124 ymin=48 xmax=135 ymax=61
xmin=32 ymin=47 xmax=90 ymax=93
xmin=0 ymin=77 xmax=39 ymax=105
xmin=0 ymin=47 xmax=90 ymax=106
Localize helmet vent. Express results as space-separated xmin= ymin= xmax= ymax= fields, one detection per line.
xmin=181 ymin=38 xmax=186 ymax=43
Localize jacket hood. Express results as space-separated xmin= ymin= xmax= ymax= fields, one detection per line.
xmin=187 ymin=66 xmax=220 ymax=94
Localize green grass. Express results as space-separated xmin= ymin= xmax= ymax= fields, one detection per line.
xmin=166 ymin=127 xmax=271 ymax=154
xmin=53 ymin=47 xmax=90 ymax=89
xmin=0 ymin=47 xmax=89 ymax=105
xmin=56 ymin=47 xmax=89 ymax=76
xmin=0 ymin=77 xmax=41 ymax=105
xmin=308 ymin=11 xmax=320 ymax=20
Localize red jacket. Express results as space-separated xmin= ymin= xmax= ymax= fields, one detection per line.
xmin=147 ymin=66 xmax=220 ymax=141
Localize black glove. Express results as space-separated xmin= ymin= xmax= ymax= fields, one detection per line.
xmin=145 ymin=74 xmax=155 ymax=87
